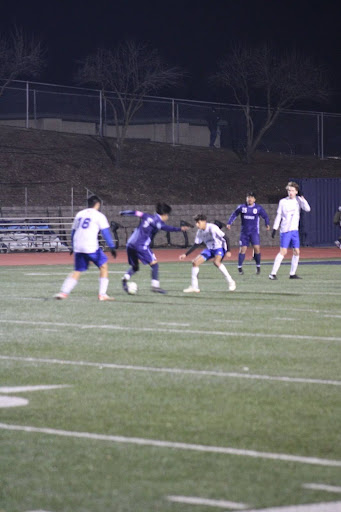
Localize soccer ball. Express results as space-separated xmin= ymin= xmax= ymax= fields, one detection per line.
xmin=127 ymin=281 xmax=138 ymax=295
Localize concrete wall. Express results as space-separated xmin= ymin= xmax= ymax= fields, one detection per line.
xmin=0 ymin=118 xmax=218 ymax=148
xmin=1 ymin=203 xmax=279 ymax=249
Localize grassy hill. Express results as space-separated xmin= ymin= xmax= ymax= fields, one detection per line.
xmin=0 ymin=125 xmax=340 ymax=207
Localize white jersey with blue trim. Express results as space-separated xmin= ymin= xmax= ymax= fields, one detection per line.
xmin=72 ymin=208 xmax=110 ymax=253
xmin=273 ymin=196 xmax=311 ymax=233
xmin=195 ymin=222 xmax=226 ymax=250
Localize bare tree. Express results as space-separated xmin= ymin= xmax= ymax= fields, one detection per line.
xmin=213 ymin=44 xmax=329 ymax=162
xmin=0 ymin=26 xmax=44 ymax=96
xmin=76 ymin=40 xmax=183 ymax=166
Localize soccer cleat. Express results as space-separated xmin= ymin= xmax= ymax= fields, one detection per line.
xmin=289 ymin=274 xmax=302 ymax=279
xmin=238 ymin=267 xmax=244 ymax=275
xmin=269 ymin=274 xmax=277 ymax=280
xmin=121 ymin=277 xmax=129 ymax=293
xmin=151 ymin=286 xmax=167 ymax=294
xmin=183 ymin=286 xmax=200 ymax=293
xmin=229 ymin=280 xmax=236 ymax=291
xmin=98 ymin=294 xmax=115 ymax=301
xmin=54 ymin=292 xmax=68 ymax=300
xmin=256 ymin=267 xmax=261 ymax=275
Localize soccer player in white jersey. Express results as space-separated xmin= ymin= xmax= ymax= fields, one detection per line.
xmin=179 ymin=214 xmax=236 ymax=292
xmin=269 ymin=182 xmax=311 ymax=280
xmin=55 ymin=195 xmax=117 ymax=301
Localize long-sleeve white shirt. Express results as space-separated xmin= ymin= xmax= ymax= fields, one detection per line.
xmin=273 ymin=196 xmax=311 ymax=233
xmin=195 ymin=222 xmax=227 ymax=251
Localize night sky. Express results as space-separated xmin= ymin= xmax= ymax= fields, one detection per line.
xmin=1 ymin=0 xmax=341 ymax=111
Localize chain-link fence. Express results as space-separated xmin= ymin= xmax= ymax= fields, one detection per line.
xmin=0 ymin=80 xmax=340 ymax=157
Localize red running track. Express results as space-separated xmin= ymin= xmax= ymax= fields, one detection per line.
xmin=0 ymin=247 xmax=339 ymax=266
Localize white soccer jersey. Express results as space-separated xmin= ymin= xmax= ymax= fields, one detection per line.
xmin=72 ymin=208 xmax=110 ymax=253
xmin=273 ymin=196 xmax=311 ymax=233
xmin=195 ymin=222 xmax=226 ymax=250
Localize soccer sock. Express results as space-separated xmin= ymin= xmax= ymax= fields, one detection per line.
xmin=254 ymin=252 xmax=261 ymax=266
xmin=99 ymin=277 xmax=109 ymax=295
xmin=218 ymin=263 xmax=233 ymax=283
xmin=151 ymin=264 xmax=161 ymax=288
xmin=61 ymin=276 xmax=78 ymax=295
xmin=191 ymin=266 xmax=200 ymax=288
xmin=238 ymin=253 xmax=245 ymax=268
xmin=290 ymin=254 xmax=299 ymax=276
xmin=271 ymin=253 xmax=284 ymax=275
xmin=151 ymin=263 xmax=159 ymax=281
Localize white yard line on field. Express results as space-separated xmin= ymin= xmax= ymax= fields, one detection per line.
xmin=0 ymin=397 xmax=28 ymax=408
xmin=242 ymin=502 xmax=341 ymax=512
xmin=24 ymin=272 xmax=71 ymax=276
xmin=0 ymin=319 xmax=340 ymax=342
xmin=303 ymin=484 xmax=341 ymax=493
xmin=0 ymin=422 xmax=340 ymax=467
xmin=167 ymin=495 xmax=248 ymax=509
xmin=0 ymin=355 xmax=340 ymax=387
xmin=0 ymin=385 xmax=70 ymax=393
xmin=157 ymin=322 xmax=191 ymax=327
xmin=273 ymin=318 xmax=294 ymax=321
xmin=212 ymin=319 xmax=244 ymax=324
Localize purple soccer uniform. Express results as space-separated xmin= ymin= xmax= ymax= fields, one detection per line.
xmin=122 ymin=210 xmax=181 ymax=265
xmin=227 ymin=203 xmax=270 ymax=246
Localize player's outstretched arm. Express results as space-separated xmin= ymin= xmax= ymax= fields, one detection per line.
xmin=179 ymin=243 xmax=201 ymax=260
xmin=119 ymin=210 xmax=143 ymax=217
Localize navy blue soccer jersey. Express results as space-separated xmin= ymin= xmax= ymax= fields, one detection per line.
xmin=227 ymin=203 xmax=270 ymax=234
xmin=122 ymin=210 xmax=181 ymax=248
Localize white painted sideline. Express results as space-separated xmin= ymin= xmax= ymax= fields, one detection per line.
xmin=0 ymin=385 xmax=70 ymax=393
xmin=167 ymin=495 xmax=248 ymax=509
xmin=0 ymin=422 xmax=340 ymax=467
xmin=0 ymin=397 xmax=28 ymax=408
xmin=242 ymin=502 xmax=341 ymax=512
xmin=0 ymin=319 xmax=340 ymax=342
xmin=303 ymin=484 xmax=341 ymax=493
xmin=0 ymin=355 xmax=340 ymax=387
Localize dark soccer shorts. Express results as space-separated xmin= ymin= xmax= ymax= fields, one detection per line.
xmin=239 ymin=231 xmax=260 ymax=247
xmin=127 ymin=245 xmax=156 ymax=266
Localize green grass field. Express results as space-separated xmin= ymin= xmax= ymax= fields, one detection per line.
xmin=0 ymin=259 xmax=340 ymax=512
